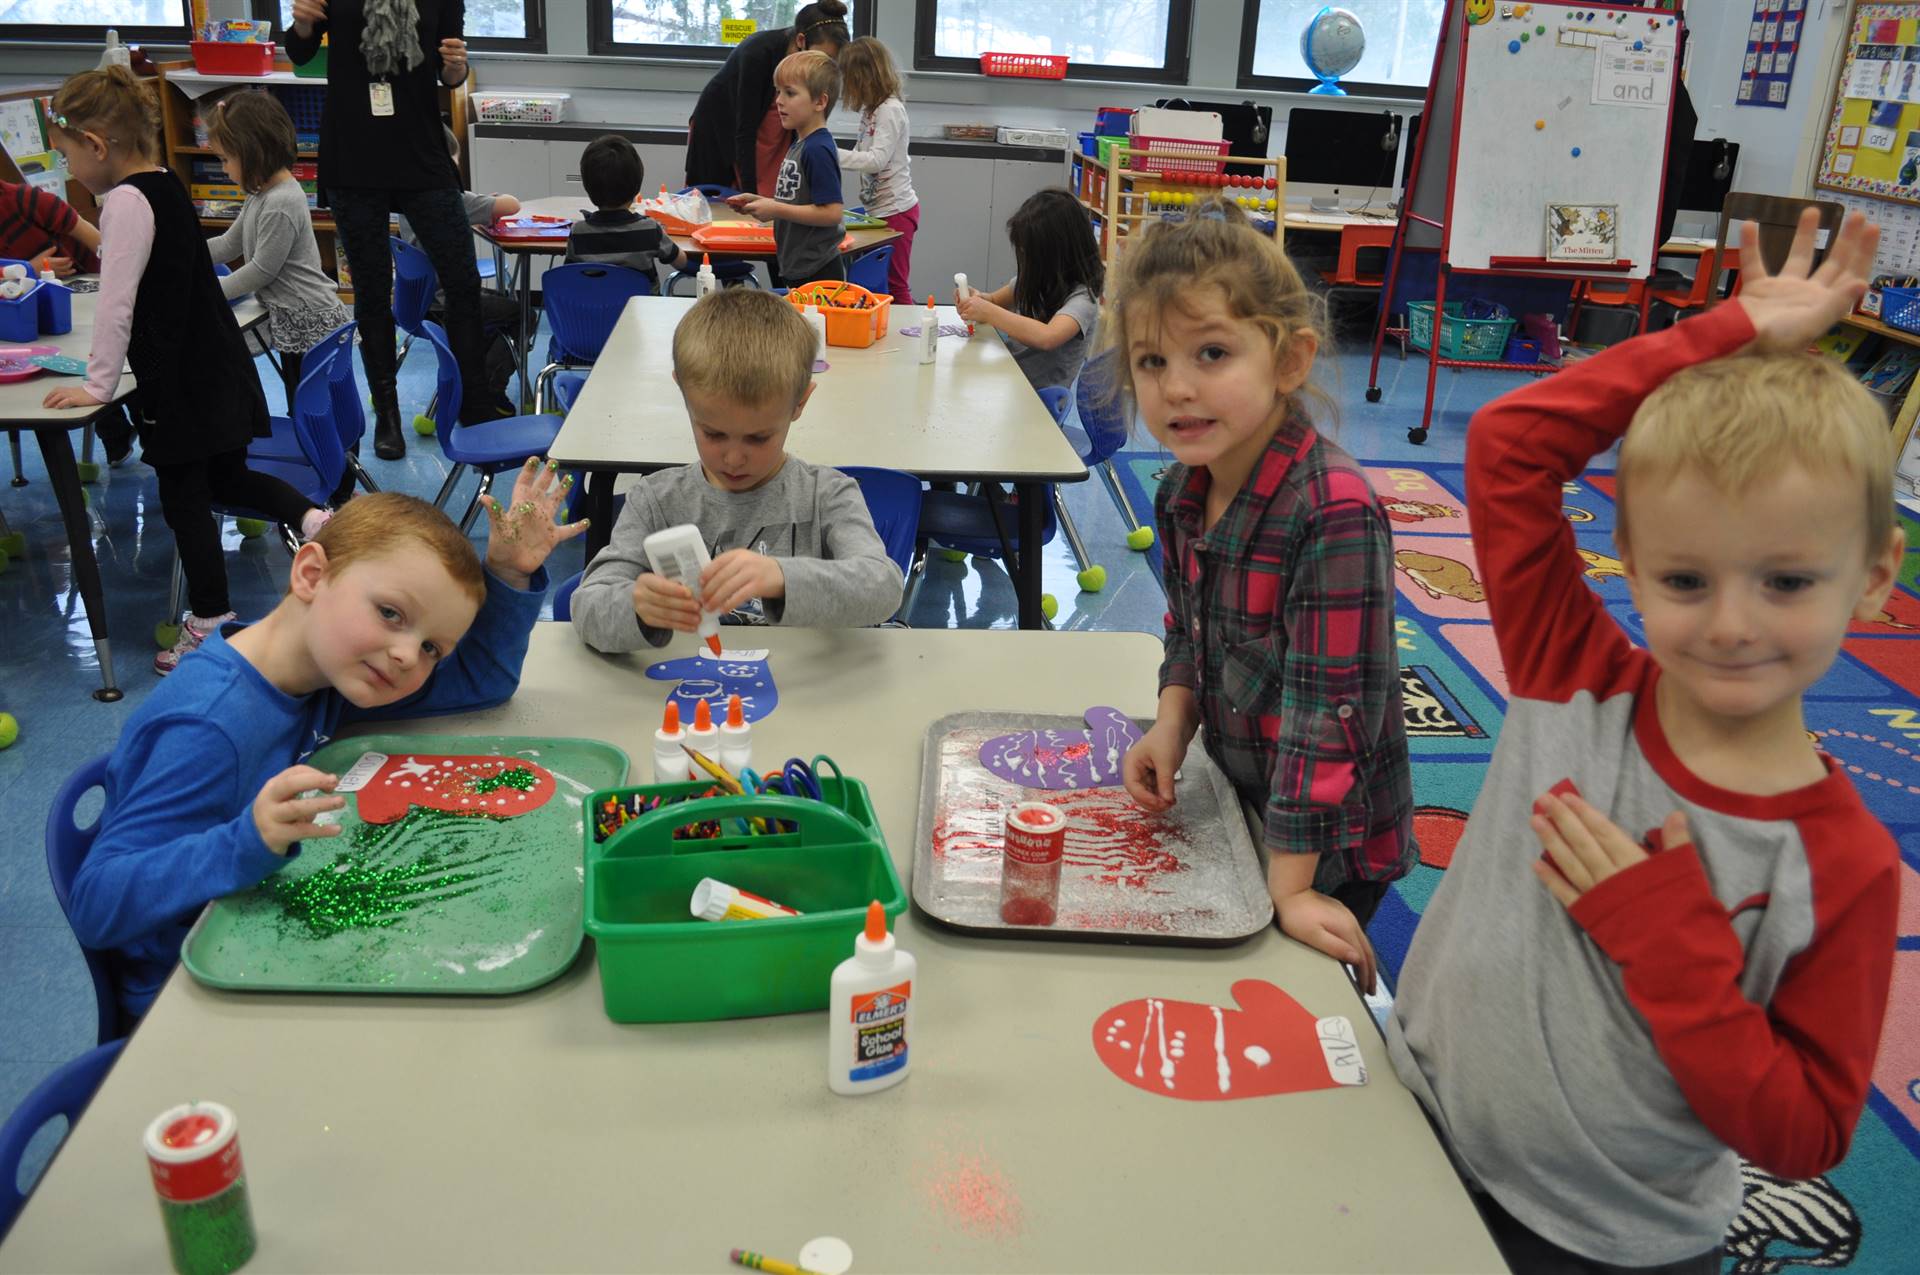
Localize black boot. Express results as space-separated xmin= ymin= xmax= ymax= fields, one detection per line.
xmin=371 ymin=379 xmax=406 ymax=461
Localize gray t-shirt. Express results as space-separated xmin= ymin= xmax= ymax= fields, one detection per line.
xmin=1003 ymin=283 xmax=1099 ymax=391
xmin=570 ymin=456 xmax=903 ymax=652
xmin=772 ymin=127 xmax=845 ymax=283
xmin=207 ymin=176 xmax=347 ymax=353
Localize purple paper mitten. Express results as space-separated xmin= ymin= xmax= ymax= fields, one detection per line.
xmin=979 ymin=706 xmax=1143 ymax=789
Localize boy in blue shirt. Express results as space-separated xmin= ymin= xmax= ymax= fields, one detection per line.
xmin=730 ymin=49 xmax=846 ymax=286
xmin=69 ymin=470 xmax=586 ymax=1021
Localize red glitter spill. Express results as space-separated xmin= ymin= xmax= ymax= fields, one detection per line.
xmin=924 ymin=1151 xmax=1024 ymax=1239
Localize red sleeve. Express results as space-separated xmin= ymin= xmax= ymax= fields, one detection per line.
xmin=24 ymin=185 xmax=77 ymax=237
xmin=1568 ymin=826 xmax=1898 ymax=1179
xmin=1465 ymin=302 xmax=1756 ymax=701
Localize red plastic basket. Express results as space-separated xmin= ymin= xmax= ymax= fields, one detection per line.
xmin=1128 ymin=134 xmax=1230 ymax=178
xmin=980 ymin=52 xmax=1067 ymax=79
xmin=190 ymin=41 xmax=276 ymax=76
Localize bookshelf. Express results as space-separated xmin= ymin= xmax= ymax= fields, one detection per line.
xmin=153 ymin=58 xmax=471 ymax=299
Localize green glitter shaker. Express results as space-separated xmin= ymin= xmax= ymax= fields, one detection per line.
xmin=144 ymin=1101 xmax=258 ymax=1275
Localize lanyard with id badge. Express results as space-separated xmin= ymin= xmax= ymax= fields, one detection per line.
xmin=370 ymin=81 xmax=395 ymax=117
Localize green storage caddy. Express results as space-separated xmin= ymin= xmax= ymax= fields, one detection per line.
xmin=583 ymin=775 xmax=905 ymax=1023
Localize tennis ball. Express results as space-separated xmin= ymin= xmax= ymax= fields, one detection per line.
xmin=0 ymin=547 xmax=9 ymax=574
xmin=1041 ymin=593 xmax=1059 ymax=621
xmin=938 ymin=548 xmax=968 ymax=563
xmin=235 ymin=518 xmax=268 ymax=539
xmin=0 ymin=712 xmax=17 ymax=749
xmin=1076 ymin=564 xmax=1107 ymax=593
xmin=413 ymin=414 xmax=436 ymax=436
xmin=0 ymin=530 xmax=23 ymax=558
xmin=76 ymin=460 xmax=99 ymax=484
xmin=154 ymin=621 xmax=181 ymax=649
xmin=1126 ymin=526 xmax=1156 ymax=551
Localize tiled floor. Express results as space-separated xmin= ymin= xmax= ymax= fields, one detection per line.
xmin=0 ymin=320 xmax=1543 ymax=1190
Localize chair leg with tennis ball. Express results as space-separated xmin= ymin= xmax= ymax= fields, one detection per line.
xmin=1053 ymin=487 xmax=1106 ymax=594
xmin=1100 ymin=461 xmax=1155 ymax=551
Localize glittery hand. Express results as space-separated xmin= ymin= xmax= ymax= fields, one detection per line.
xmin=480 ymin=457 xmax=589 ymax=587
xmin=253 ymin=765 xmax=345 ymax=856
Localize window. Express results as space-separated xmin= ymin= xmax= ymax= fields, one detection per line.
xmin=253 ymin=1 xmax=544 ymax=52
xmin=0 ymin=1 xmax=191 ymax=41
xmin=914 ymin=0 xmax=1193 ymax=84
xmin=592 ymin=2 xmax=873 ymax=60
xmin=1239 ymin=0 xmax=1444 ymax=98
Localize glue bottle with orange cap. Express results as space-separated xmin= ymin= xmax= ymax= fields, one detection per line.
xmin=917 ymin=294 xmax=938 ymax=364
xmin=718 ymin=693 xmax=752 ymax=776
xmin=827 ymin=900 xmax=915 ymax=1095
xmin=653 ymin=701 xmax=690 ymax=783
xmin=687 ymin=697 xmax=720 ymax=761
xmin=641 ymin=524 xmax=725 ymax=656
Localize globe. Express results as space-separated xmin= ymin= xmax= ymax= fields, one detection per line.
xmin=1301 ymin=6 xmax=1366 ymax=96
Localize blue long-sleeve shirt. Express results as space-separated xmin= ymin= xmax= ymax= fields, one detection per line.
xmin=70 ymin=567 xmax=548 ymax=1017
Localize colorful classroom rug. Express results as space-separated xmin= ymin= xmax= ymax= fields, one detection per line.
xmin=1120 ymin=449 xmax=1920 ymax=1273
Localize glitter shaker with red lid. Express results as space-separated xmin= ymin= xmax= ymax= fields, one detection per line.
xmin=144 ymin=1100 xmax=257 ymax=1275
xmin=1000 ymin=800 xmax=1065 ymax=926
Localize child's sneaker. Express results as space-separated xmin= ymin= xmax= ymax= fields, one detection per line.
xmin=154 ymin=611 xmax=236 ymax=675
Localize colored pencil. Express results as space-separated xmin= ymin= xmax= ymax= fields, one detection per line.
xmin=730 ymin=1250 xmax=821 ymax=1275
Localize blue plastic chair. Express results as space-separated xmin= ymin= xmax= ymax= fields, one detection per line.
xmin=552 ymin=569 xmax=582 ymax=622
xmin=422 ymin=321 xmax=564 ymax=532
xmin=43 ymin=754 xmax=122 ymax=1046
xmin=0 ymin=1038 xmax=125 ymax=1239
xmin=245 ymin=325 xmax=375 ymax=495
xmin=846 ymin=244 xmax=894 ymax=297
xmin=389 ymin=237 xmax=437 ymax=373
xmin=838 ymin=466 xmax=922 ymax=583
xmin=534 ymin=264 xmax=656 ymax=414
xmin=1067 ymin=351 xmax=1154 ymax=552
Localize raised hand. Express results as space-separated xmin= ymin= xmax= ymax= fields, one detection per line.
xmin=1737 ymin=208 xmax=1879 ymax=356
xmin=480 ymin=457 xmax=590 ymax=586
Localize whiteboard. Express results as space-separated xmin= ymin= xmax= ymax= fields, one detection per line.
xmin=1407 ymin=2 xmax=1682 ymax=279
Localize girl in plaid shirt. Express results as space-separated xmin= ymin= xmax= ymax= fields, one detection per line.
xmin=1117 ymin=200 xmax=1416 ymax=992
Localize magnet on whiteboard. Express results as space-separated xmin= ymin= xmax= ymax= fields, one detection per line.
xmin=1571 ymin=147 xmax=1582 ymax=158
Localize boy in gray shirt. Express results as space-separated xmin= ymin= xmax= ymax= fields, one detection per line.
xmin=570 ymin=288 xmax=902 ymax=651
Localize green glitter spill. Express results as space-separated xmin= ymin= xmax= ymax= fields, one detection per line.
xmin=158 ymin=1182 xmax=256 ymax=1275
xmin=467 ymin=765 xmax=538 ymax=796
xmin=268 ymin=807 xmax=513 ymax=939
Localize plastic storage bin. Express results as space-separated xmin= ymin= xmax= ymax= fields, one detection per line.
xmin=583 ymin=776 xmax=906 ymax=1023
xmin=1882 ymin=286 xmax=1920 ymax=336
xmin=190 ymin=41 xmax=276 ymax=75
xmin=37 ymin=278 xmax=70 ymax=335
xmin=980 ymin=52 xmax=1066 ymax=79
xmin=1128 ymin=135 xmax=1231 ymax=178
xmin=786 ymin=281 xmax=892 ymax=348
xmin=1408 ymin=300 xmax=1521 ymax=362
xmin=1503 ymin=336 xmax=1541 ymax=365
xmin=0 ymin=257 xmax=41 ymax=342
xmin=471 ymin=92 xmax=570 ymax=124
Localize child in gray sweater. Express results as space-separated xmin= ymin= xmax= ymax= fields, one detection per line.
xmin=204 ymin=91 xmax=348 ymax=412
xmin=570 ymin=288 xmax=902 ymax=652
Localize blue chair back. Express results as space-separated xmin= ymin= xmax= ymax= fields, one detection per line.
xmin=839 ymin=466 xmax=922 ymax=580
xmin=542 ymin=263 xmax=654 ymax=366
xmin=679 ymin=183 xmax=739 ymax=198
xmin=43 ymin=755 xmax=122 ymax=1046
xmin=552 ymin=570 xmax=582 ymax=621
xmin=1072 ymin=350 xmax=1131 ymax=466
xmin=419 ymin=320 xmax=466 ymax=433
xmin=317 ymin=322 xmax=367 ymax=452
xmin=0 ymin=1038 xmax=125 ymax=1240
xmin=1037 ymin=386 xmax=1070 ymax=424
xmin=289 ymin=335 xmax=348 ymax=493
xmin=389 ymin=237 xmax=437 ymax=336
xmin=847 ymin=244 xmax=893 ymax=296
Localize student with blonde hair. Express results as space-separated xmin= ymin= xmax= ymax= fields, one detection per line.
xmin=837 ymin=37 xmax=918 ymax=303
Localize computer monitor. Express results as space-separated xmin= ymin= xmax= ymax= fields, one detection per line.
xmin=1284 ymin=107 xmax=1403 ymax=212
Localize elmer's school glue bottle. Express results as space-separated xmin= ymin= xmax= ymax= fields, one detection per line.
xmin=653 ymin=702 xmax=690 ymax=783
xmin=641 ymin=524 xmax=724 ymax=656
xmin=696 ymin=253 xmax=717 ymax=298
xmin=687 ymin=698 xmax=720 ymax=760
xmin=828 ymin=901 xmax=915 ymax=1095
xmin=719 ymin=694 xmax=752 ymax=776
xmin=953 ymin=272 xmax=974 ymax=335
xmin=803 ymin=304 xmax=828 ymax=365
xmin=918 ymin=295 xmax=938 ymax=364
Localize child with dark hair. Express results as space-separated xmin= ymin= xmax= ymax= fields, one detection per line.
xmin=564 ymin=134 xmax=683 ymax=285
xmin=957 ymin=188 xmax=1105 ymax=391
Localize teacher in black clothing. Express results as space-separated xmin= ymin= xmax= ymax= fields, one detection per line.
xmin=685 ymin=0 xmax=850 ymax=197
xmin=289 ymin=0 xmax=493 ymax=462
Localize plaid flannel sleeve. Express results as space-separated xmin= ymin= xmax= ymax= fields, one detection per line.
xmin=1265 ymin=485 xmax=1398 ymax=859
xmin=1155 ymin=477 xmax=1196 ymax=694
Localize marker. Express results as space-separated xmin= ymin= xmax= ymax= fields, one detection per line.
xmin=730 ymin=1251 xmax=822 ymax=1275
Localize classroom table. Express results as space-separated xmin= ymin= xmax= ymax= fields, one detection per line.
xmin=0 ymin=626 xmax=1505 ymax=1274
xmin=549 ymin=295 xmax=1087 ymax=631
xmin=0 ymin=290 xmax=266 ymax=702
xmin=477 ymin=195 xmax=903 ymax=410
xmin=1279 ymin=206 xmax=1714 ymax=258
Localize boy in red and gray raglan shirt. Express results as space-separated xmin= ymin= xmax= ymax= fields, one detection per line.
xmin=1387 ymin=212 xmax=1902 ymax=1272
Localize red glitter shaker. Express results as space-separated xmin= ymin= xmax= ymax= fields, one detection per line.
xmin=1000 ymin=801 xmax=1065 ymax=925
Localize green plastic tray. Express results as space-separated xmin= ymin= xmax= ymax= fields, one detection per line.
xmin=583 ymin=776 xmax=905 ymax=1023
xmin=181 ymin=734 xmax=629 ymax=996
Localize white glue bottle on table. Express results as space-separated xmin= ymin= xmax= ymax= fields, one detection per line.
xmin=653 ymin=701 xmax=690 ymax=783
xmin=828 ymin=901 xmax=915 ymax=1095
xmin=686 ymin=697 xmax=720 ymax=763
xmin=696 ymin=253 xmax=717 ymax=298
xmin=918 ymin=295 xmax=938 ymax=364
xmin=953 ymin=272 xmax=974 ymax=335
xmin=641 ymin=524 xmax=723 ymax=656
xmin=803 ymin=304 xmax=828 ymax=366
xmin=719 ymin=693 xmax=752 ymax=777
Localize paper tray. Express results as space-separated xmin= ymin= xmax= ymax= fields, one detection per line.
xmin=912 ymin=712 xmax=1273 ymax=946
xmin=690 ymin=223 xmax=857 ymax=253
xmin=182 ymin=733 xmax=629 ymax=997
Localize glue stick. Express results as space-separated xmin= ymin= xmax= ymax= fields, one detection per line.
xmin=691 ymin=877 xmax=801 ymax=922
xmin=696 ymin=253 xmax=717 ymax=298
xmin=687 ymin=697 xmax=720 ymax=760
xmin=653 ymin=701 xmax=690 ymax=783
xmin=953 ymin=272 xmax=974 ymax=335
xmin=641 ymin=524 xmax=723 ymax=655
xmin=719 ymin=693 xmax=752 ymax=776
xmin=918 ymin=295 xmax=938 ymax=364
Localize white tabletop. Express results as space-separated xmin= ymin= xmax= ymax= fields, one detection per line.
xmin=0 ymin=626 xmax=1499 ymax=1274
xmin=0 ymin=290 xmax=266 ymax=428
xmin=551 ymin=295 xmax=1088 ymax=483
xmin=490 ymin=195 xmax=902 ymax=261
